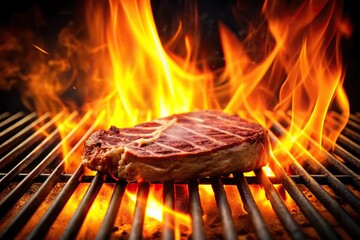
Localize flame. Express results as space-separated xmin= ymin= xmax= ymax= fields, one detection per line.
xmin=84 ymin=0 xmax=214 ymax=128
xmin=0 ymin=0 xmax=353 ymax=237
xmin=221 ymin=0 xmax=350 ymax=164
xmin=125 ymin=184 xmax=191 ymax=238
xmin=3 ymin=0 xmax=349 ymax=161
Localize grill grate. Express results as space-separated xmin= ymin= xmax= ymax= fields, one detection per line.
xmin=0 ymin=111 xmax=360 ymax=239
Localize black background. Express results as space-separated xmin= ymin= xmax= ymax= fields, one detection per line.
xmin=0 ymin=0 xmax=359 ymax=113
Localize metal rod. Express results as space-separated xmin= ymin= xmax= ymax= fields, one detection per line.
xmin=0 ymin=112 xmax=36 ymax=142
xmin=27 ymin=164 xmax=85 ymax=240
xmin=269 ymin=112 xmax=360 ymax=192
xmin=61 ymin=172 xmax=105 ymax=240
xmin=325 ymin=114 xmax=360 ymax=144
xmin=255 ymin=168 xmax=306 ymax=240
xmin=0 ymin=111 xmax=25 ymax=129
xmin=340 ymin=126 xmax=360 ymax=144
xmin=333 ymin=139 xmax=360 ymax=171
xmin=0 ymin=111 xmax=93 ymax=233
xmin=0 ymin=112 xmax=10 ymax=121
xmin=96 ymin=181 xmax=127 ymax=240
xmin=349 ymin=114 xmax=360 ymax=124
xmin=276 ymin=111 xmax=360 ymax=169
xmin=268 ymin=113 xmax=360 ymax=213
xmin=234 ymin=173 xmax=273 ymax=240
xmin=0 ymin=158 xmax=65 ymax=239
xmin=188 ymin=180 xmax=205 ymax=240
xmin=211 ymin=177 xmax=237 ymax=240
xmin=268 ymin=154 xmax=341 ymax=240
xmin=291 ymin=159 xmax=360 ymax=238
xmin=162 ymin=181 xmax=175 ymax=240
xmin=129 ymin=182 xmax=150 ymax=240
xmin=0 ymin=148 xmax=62 ymax=218
xmin=0 ymin=112 xmax=79 ymax=216
xmin=332 ymin=112 xmax=360 ymax=132
xmin=305 ymin=158 xmax=360 ymax=213
xmin=290 ymin=111 xmax=360 ymax=147
xmin=0 ymin=128 xmax=60 ymax=191
xmin=0 ymin=112 xmax=60 ymax=168
xmin=336 ymin=134 xmax=360 ymax=157
xmin=1 ymin=173 xmax=358 ymax=185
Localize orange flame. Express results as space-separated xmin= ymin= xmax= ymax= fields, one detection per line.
xmin=84 ymin=0 xmax=214 ymax=128
xmin=1 ymin=0 xmax=353 ymax=236
xmin=125 ymin=184 xmax=191 ymax=238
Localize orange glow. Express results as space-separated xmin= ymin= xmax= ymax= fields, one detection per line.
xmin=220 ymin=0 xmax=350 ymax=166
xmin=84 ymin=0 xmax=214 ymax=129
xmin=126 ymin=184 xmax=191 ymax=238
xmin=14 ymin=0 xmax=349 ymax=166
xmin=4 ymin=0 xmax=352 ymax=236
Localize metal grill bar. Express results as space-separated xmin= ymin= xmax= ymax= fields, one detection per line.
xmin=256 ymin=168 xmax=306 ymax=239
xmin=278 ymin=112 xmax=360 ymax=172
xmin=267 ymin=114 xmax=360 ymax=211
xmin=0 ymin=112 xmax=94 ymax=239
xmin=336 ymin=134 xmax=360 ymax=156
xmin=327 ymin=116 xmax=360 ymax=144
xmin=234 ymin=172 xmax=272 ymax=240
xmin=332 ymin=112 xmax=360 ymax=132
xmin=0 ymin=125 xmax=60 ymax=191
xmin=0 ymin=112 xmax=25 ymax=129
xmin=162 ymin=182 xmax=175 ymax=240
xmin=0 ymin=112 xmax=11 ymax=121
xmin=0 ymin=112 xmax=57 ymax=167
xmin=61 ymin=172 xmax=105 ymax=240
xmin=268 ymin=130 xmax=360 ymax=238
xmin=0 ymin=112 xmax=79 ymax=216
xmin=27 ymin=164 xmax=85 ymax=240
xmin=188 ymin=180 xmax=205 ymax=240
xmin=269 ymin=156 xmax=340 ymax=239
xmin=96 ymin=181 xmax=127 ymax=240
xmin=0 ymin=112 xmax=36 ymax=142
xmin=276 ymin=111 xmax=360 ymax=174
xmin=0 ymin=172 xmax=358 ymax=184
xmin=211 ymin=177 xmax=237 ymax=240
xmin=129 ymin=182 xmax=150 ymax=240
xmin=349 ymin=114 xmax=360 ymax=124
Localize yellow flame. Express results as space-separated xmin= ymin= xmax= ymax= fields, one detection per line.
xmin=3 ymin=0 xmax=352 ymax=236
xmin=84 ymin=0 xmax=214 ymax=129
xmin=126 ymin=184 xmax=191 ymax=238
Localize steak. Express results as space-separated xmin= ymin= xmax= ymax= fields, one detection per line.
xmin=82 ymin=110 xmax=270 ymax=181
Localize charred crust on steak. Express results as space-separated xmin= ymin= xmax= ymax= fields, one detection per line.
xmin=82 ymin=110 xmax=270 ymax=181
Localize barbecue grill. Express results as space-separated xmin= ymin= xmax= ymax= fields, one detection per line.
xmin=0 ymin=110 xmax=359 ymax=239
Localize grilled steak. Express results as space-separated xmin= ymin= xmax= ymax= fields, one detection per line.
xmin=82 ymin=110 xmax=270 ymax=181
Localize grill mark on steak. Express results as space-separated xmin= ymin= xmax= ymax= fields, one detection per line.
xmin=191 ymin=123 xmax=246 ymax=140
xmin=173 ymin=124 xmax=227 ymax=146
xmin=214 ymin=116 xmax=263 ymax=132
xmin=183 ymin=112 xmax=260 ymax=133
xmin=161 ymin=132 xmax=208 ymax=151
xmin=154 ymin=142 xmax=183 ymax=153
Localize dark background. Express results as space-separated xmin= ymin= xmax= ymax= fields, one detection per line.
xmin=0 ymin=0 xmax=359 ymax=113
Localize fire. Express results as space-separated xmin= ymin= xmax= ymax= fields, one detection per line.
xmin=0 ymin=0 xmax=353 ymax=237
xmin=84 ymin=0 xmax=214 ymax=127
xmin=125 ymin=184 xmax=191 ymax=238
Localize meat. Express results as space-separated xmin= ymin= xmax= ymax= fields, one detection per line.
xmin=82 ymin=110 xmax=270 ymax=181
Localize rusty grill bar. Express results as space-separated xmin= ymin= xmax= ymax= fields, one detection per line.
xmin=0 ymin=111 xmax=360 ymax=239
